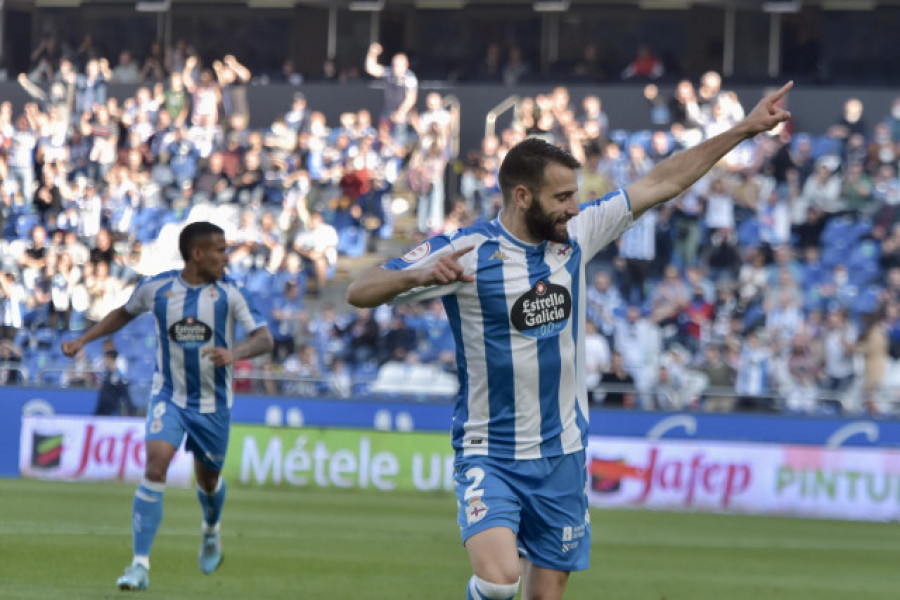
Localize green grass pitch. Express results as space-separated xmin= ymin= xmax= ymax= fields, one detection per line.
xmin=0 ymin=479 xmax=898 ymax=599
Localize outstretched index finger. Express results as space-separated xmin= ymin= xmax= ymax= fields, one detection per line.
xmin=767 ymin=80 xmax=793 ymax=103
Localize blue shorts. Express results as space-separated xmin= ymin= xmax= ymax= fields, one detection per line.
xmin=453 ymin=451 xmax=591 ymax=572
xmin=145 ymin=398 xmax=231 ymax=472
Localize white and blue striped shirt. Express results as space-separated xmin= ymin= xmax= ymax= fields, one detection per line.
xmin=124 ymin=270 xmax=266 ymax=413
xmin=384 ymin=189 xmax=633 ymax=459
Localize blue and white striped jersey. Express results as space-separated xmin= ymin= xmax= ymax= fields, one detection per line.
xmin=384 ymin=189 xmax=633 ymax=459
xmin=124 ymin=270 xmax=267 ymax=413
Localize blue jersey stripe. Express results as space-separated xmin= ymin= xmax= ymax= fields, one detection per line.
xmin=213 ymin=283 xmax=229 ymax=410
xmin=526 ymin=245 xmax=563 ymax=456
xmin=444 ymin=294 xmax=467 ymax=451
xmin=183 ymin=287 xmax=202 ymax=409
xmin=476 ymin=241 xmax=515 ymax=451
xmin=567 ymin=242 xmax=589 ymax=445
xmin=153 ymin=281 xmax=174 ymax=396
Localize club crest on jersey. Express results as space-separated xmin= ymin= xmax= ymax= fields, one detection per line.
xmin=401 ymin=241 xmax=431 ymax=263
xmin=466 ymin=497 xmax=488 ymax=525
xmin=207 ymin=288 xmax=219 ymax=301
xmin=168 ymin=316 xmax=213 ymax=349
xmin=510 ymin=280 xmax=572 ymax=338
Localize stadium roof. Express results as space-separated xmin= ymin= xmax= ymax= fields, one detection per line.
xmin=18 ymin=0 xmax=900 ymax=8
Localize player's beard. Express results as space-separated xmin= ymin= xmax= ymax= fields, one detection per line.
xmin=525 ymin=198 xmax=570 ymax=243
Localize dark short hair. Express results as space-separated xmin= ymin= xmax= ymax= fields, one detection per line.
xmin=498 ymin=137 xmax=581 ymax=204
xmin=179 ymin=221 xmax=224 ymax=262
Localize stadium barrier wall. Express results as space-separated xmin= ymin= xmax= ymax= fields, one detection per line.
xmin=3 ymin=385 xmax=900 ymax=469
xmin=18 ymin=415 xmax=194 ymax=487
xmin=226 ymin=425 xmax=454 ymax=492
xmin=586 ymin=437 xmax=900 ymax=522
xmin=9 ymin=392 xmax=900 ymax=520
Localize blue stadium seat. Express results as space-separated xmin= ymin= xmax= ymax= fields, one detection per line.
xmin=628 ymin=129 xmax=653 ymax=153
xmin=736 ymin=218 xmax=760 ymax=248
xmin=811 ymin=135 xmax=841 ymax=159
xmin=337 ymin=227 xmax=367 ymax=258
xmin=16 ymin=214 xmax=40 ymax=239
xmin=609 ymin=129 xmax=630 ymax=150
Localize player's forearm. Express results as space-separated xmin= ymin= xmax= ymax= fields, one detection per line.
xmin=78 ymin=306 xmax=135 ymax=346
xmin=628 ymin=123 xmax=752 ymax=218
xmin=347 ymin=266 xmax=425 ymax=308
xmin=233 ymin=327 xmax=273 ymax=361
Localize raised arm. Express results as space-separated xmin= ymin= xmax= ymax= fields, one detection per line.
xmin=626 ymin=81 xmax=792 ymax=220
xmin=61 ymin=305 xmax=136 ymax=358
xmin=347 ymin=246 xmax=474 ymax=308
xmin=365 ymin=43 xmax=385 ymax=79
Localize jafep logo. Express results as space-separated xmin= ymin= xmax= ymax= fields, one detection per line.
xmin=589 ymin=447 xmax=752 ymax=508
xmin=31 ymin=432 xmax=64 ymax=469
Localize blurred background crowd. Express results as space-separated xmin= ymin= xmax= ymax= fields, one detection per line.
xmin=0 ymin=0 xmax=899 ymax=418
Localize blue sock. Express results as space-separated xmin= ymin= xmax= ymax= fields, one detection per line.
xmin=197 ymin=478 xmax=226 ymax=530
xmin=132 ymin=478 xmax=165 ymax=560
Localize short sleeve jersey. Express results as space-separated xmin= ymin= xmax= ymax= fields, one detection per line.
xmin=124 ymin=270 xmax=266 ymax=413
xmin=383 ymin=189 xmax=633 ymax=459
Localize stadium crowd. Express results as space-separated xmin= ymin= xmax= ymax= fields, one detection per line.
xmin=0 ymin=37 xmax=899 ymax=418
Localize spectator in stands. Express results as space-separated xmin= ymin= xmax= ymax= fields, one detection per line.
xmin=0 ymin=337 xmax=24 ymax=384
xmin=336 ymin=307 xmax=380 ymax=368
xmin=94 ymin=349 xmax=134 ymax=415
xmin=621 ymin=44 xmax=664 ymax=80
xmin=0 ymin=269 xmax=24 ymax=342
xmin=782 ymin=331 xmax=821 ymax=414
xmin=698 ymin=344 xmax=736 ymax=412
xmin=821 ymin=307 xmax=857 ymax=401
xmin=139 ymin=40 xmax=167 ymax=84
xmin=270 ymin=280 xmax=306 ymax=362
xmin=32 ymin=166 xmax=62 ymax=225
xmin=858 ymin=309 xmax=889 ymax=414
xmin=596 ymin=351 xmax=635 ymax=408
xmin=571 ymin=43 xmax=609 ymax=82
xmin=75 ymin=58 xmax=109 ymax=115
xmin=183 ymin=55 xmax=221 ymax=128
xmin=28 ymin=33 xmax=63 ymax=82
xmin=292 ymin=210 xmax=337 ymax=295
xmin=586 ymin=270 xmax=623 ymax=339
xmin=8 ymin=110 xmax=39 ymax=203
xmin=649 ymin=264 xmax=689 ymax=330
xmin=214 ymin=54 xmax=252 ymax=123
xmin=111 ymin=50 xmax=140 ymax=84
xmin=614 ymin=304 xmax=662 ymax=406
xmin=365 ymin=43 xmax=418 ymax=142
xmin=381 ymin=310 xmax=417 ymax=364
xmin=472 ymin=42 xmax=503 ymax=82
xmin=826 ymin=97 xmax=868 ymax=156
xmin=616 ymin=206 xmax=657 ymax=303
xmin=502 ymin=45 xmax=531 ymax=86
xmin=584 ymin=320 xmax=611 ymax=394
xmin=735 ymin=327 xmax=774 ymax=412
